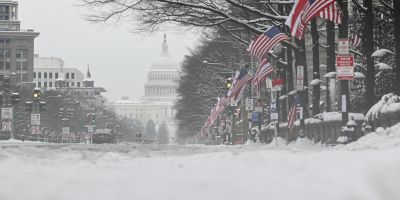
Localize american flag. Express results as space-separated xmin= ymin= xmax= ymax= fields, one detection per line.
xmin=227 ymin=70 xmax=240 ymax=97
xmin=318 ymin=2 xmax=342 ymax=24
xmin=350 ymin=34 xmax=362 ymax=47
xmin=285 ymin=0 xmax=309 ymax=39
xmin=247 ymin=26 xmax=289 ymax=60
xmin=252 ymin=57 xmax=273 ymax=88
xmin=230 ymin=69 xmax=252 ymax=102
xmin=287 ymin=95 xmax=301 ymax=132
xmin=288 ymin=0 xmax=336 ymax=39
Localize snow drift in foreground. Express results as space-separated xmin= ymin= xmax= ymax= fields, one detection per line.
xmin=0 ymin=124 xmax=400 ymax=200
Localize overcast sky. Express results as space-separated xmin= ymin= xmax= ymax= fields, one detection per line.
xmin=18 ymin=0 xmax=199 ymax=101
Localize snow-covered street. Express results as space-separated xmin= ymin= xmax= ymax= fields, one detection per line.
xmin=1 ymin=126 xmax=400 ymax=200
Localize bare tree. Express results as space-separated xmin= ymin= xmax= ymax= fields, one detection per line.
xmin=79 ymin=0 xmax=291 ymax=44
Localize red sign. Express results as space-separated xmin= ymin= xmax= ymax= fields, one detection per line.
xmin=336 ymin=55 xmax=354 ymax=80
xmin=272 ymin=79 xmax=284 ymax=87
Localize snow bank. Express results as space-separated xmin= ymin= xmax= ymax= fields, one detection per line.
xmin=345 ymin=122 xmax=400 ymax=150
xmin=366 ymin=93 xmax=400 ymax=125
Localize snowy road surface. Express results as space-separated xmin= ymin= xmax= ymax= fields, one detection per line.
xmin=0 ymin=133 xmax=400 ymax=200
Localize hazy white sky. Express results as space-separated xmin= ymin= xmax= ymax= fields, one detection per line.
xmin=18 ymin=0 xmax=199 ymax=101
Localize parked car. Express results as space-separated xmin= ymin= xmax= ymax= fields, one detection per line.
xmin=92 ymin=129 xmax=115 ymax=144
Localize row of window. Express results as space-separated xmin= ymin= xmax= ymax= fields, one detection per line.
xmin=0 ymin=49 xmax=28 ymax=59
xmin=37 ymin=81 xmax=81 ymax=88
xmin=0 ymin=39 xmax=32 ymax=45
xmin=34 ymin=72 xmax=75 ymax=79
xmin=0 ymin=60 xmax=28 ymax=70
xmin=148 ymin=73 xmax=179 ymax=81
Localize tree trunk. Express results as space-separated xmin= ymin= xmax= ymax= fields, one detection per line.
xmin=364 ymin=0 xmax=375 ymax=109
xmin=326 ymin=21 xmax=335 ymax=112
xmin=394 ymin=0 xmax=400 ymax=95
xmin=311 ymin=18 xmax=320 ymax=116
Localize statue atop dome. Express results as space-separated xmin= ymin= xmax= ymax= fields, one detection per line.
xmin=161 ymin=33 xmax=169 ymax=56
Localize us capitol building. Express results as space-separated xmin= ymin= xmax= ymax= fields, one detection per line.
xmin=111 ymin=34 xmax=180 ymax=134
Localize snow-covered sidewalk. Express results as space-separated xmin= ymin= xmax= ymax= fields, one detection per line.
xmin=0 ymin=124 xmax=400 ymax=200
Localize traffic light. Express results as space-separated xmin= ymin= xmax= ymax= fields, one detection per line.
xmin=226 ymin=78 xmax=233 ymax=89
xmin=11 ymin=93 xmax=20 ymax=105
xmin=25 ymin=101 xmax=32 ymax=112
xmin=59 ymin=108 xmax=64 ymax=118
xmin=3 ymin=76 xmax=10 ymax=92
xmin=32 ymin=88 xmax=41 ymax=101
xmin=92 ymin=114 xmax=96 ymax=122
xmin=39 ymin=101 xmax=47 ymax=112
xmin=67 ymin=108 xmax=74 ymax=119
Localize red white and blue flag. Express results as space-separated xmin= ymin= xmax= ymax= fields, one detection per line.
xmin=230 ymin=68 xmax=252 ymax=102
xmin=287 ymin=0 xmax=336 ymax=39
xmin=287 ymin=95 xmax=301 ymax=132
xmin=318 ymin=2 xmax=342 ymax=24
xmin=350 ymin=34 xmax=362 ymax=47
xmin=252 ymin=57 xmax=273 ymax=88
xmin=247 ymin=26 xmax=289 ymax=60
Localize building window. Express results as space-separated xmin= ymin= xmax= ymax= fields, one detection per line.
xmin=16 ymin=49 xmax=28 ymax=59
xmin=66 ymin=73 xmax=69 ymax=79
xmin=33 ymin=72 xmax=36 ymax=78
xmin=0 ymin=39 xmax=10 ymax=44
xmin=44 ymin=82 xmax=47 ymax=88
xmin=44 ymin=72 xmax=47 ymax=79
xmin=0 ymin=6 xmax=10 ymax=20
xmin=55 ymin=73 xmax=58 ymax=79
xmin=38 ymin=72 xmax=41 ymax=78
xmin=71 ymin=73 xmax=75 ymax=79
xmin=16 ymin=61 xmax=28 ymax=71
xmin=77 ymin=82 xmax=81 ymax=88
xmin=71 ymin=82 xmax=74 ymax=87
xmin=49 ymin=82 xmax=52 ymax=87
xmin=49 ymin=72 xmax=52 ymax=79
xmin=37 ymin=82 xmax=41 ymax=88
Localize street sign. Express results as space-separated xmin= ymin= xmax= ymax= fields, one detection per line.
xmin=342 ymin=95 xmax=347 ymax=112
xmin=245 ymin=98 xmax=253 ymax=111
xmin=247 ymin=112 xmax=252 ymax=120
xmin=230 ymin=99 xmax=237 ymax=107
xmin=31 ymin=126 xmax=40 ymax=135
xmin=1 ymin=121 xmax=11 ymax=131
xmin=271 ymin=113 xmax=278 ymax=122
xmin=272 ymin=79 xmax=284 ymax=91
xmin=62 ymin=127 xmax=70 ymax=134
xmin=270 ymin=101 xmax=277 ymax=113
xmin=338 ymin=38 xmax=350 ymax=55
xmin=31 ymin=114 xmax=40 ymax=126
xmin=251 ymin=112 xmax=259 ymax=122
xmin=87 ymin=125 xmax=95 ymax=133
xmin=296 ymin=65 xmax=304 ymax=91
xmin=270 ymin=101 xmax=278 ymax=122
xmin=336 ymin=55 xmax=354 ymax=80
xmin=1 ymin=108 xmax=13 ymax=119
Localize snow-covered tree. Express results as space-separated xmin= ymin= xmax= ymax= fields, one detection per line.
xmin=157 ymin=122 xmax=169 ymax=144
xmin=144 ymin=120 xmax=157 ymax=139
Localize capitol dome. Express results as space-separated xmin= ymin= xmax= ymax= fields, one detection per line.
xmin=150 ymin=34 xmax=180 ymax=71
xmin=143 ymin=34 xmax=181 ymax=101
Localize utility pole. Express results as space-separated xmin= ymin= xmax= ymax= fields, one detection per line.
xmin=364 ymin=0 xmax=375 ymax=109
xmin=337 ymin=0 xmax=352 ymax=143
xmin=394 ymin=0 xmax=400 ymax=95
xmin=0 ymin=76 xmax=20 ymax=139
xmin=25 ymin=88 xmax=47 ymax=137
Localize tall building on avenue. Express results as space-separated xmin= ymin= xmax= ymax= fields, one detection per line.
xmin=0 ymin=0 xmax=39 ymax=83
xmin=111 ymin=34 xmax=180 ymax=135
